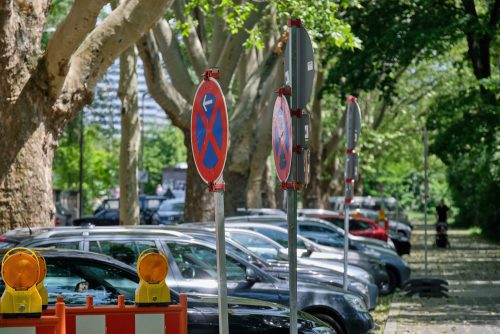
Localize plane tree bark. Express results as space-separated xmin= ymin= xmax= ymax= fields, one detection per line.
xmin=138 ymin=5 xmax=285 ymax=220
xmin=0 ymin=0 xmax=172 ymax=231
xmin=118 ymin=46 xmax=141 ymax=226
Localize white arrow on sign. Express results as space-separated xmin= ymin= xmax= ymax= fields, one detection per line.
xmin=203 ymin=95 xmax=213 ymax=112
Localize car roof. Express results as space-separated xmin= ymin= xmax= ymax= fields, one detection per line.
xmin=0 ymin=247 xmax=132 ymax=267
xmin=9 ymin=226 xmax=192 ymax=242
xmin=298 ymin=208 xmax=339 ymax=215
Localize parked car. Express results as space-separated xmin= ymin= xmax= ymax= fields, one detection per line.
xmin=300 ymin=211 xmax=388 ymax=242
xmin=54 ymin=202 xmax=73 ymax=226
xmin=330 ymin=196 xmax=412 ymax=227
xmin=16 ymin=227 xmax=374 ymax=333
xmin=225 ymin=216 xmax=411 ymax=294
xmin=0 ymin=248 xmax=334 ymax=334
xmin=172 ymin=226 xmax=378 ymax=310
xmin=152 ymin=198 xmax=185 ymax=225
xmin=73 ymin=195 xmax=168 ymax=226
xmin=350 ymin=208 xmax=412 ymax=239
xmin=222 ymin=221 xmax=389 ymax=295
xmin=349 ymin=208 xmax=412 ymax=256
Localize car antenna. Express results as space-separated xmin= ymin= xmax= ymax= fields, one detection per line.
xmin=24 ymin=219 xmax=32 ymax=236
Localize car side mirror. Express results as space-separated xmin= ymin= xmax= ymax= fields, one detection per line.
xmin=245 ymin=267 xmax=260 ymax=284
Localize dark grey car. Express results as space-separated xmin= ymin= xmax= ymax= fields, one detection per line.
xmin=16 ymin=227 xmax=374 ymax=334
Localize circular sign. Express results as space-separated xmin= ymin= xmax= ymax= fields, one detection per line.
xmin=191 ymin=78 xmax=229 ymax=184
xmin=272 ymin=96 xmax=292 ymax=182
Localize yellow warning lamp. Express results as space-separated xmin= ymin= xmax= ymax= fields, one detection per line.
xmin=135 ymin=248 xmax=171 ymax=306
xmin=35 ymin=251 xmax=48 ymax=310
xmin=1 ymin=247 xmax=42 ymax=317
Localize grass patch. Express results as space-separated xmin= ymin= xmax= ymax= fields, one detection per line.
xmin=371 ymin=294 xmax=394 ymax=334
xmin=468 ymin=226 xmax=482 ymax=235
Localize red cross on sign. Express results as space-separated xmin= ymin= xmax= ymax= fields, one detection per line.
xmin=191 ymin=78 xmax=229 ymax=184
xmin=272 ymin=96 xmax=292 ymax=182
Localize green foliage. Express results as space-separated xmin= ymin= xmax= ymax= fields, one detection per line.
xmin=428 ymin=86 xmax=499 ymax=234
xmin=323 ymin=0 xmax=463 ymax=98
xmin=53 ymin=115 xmax=119 ymax=215
xmin=142 ymin=126 xmax=187 ymax=194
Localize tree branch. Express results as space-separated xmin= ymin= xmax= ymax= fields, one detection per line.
xmin=208 ymin=0 xmax=227 ymax=66
xmin=216 ymin=2 xmax=266 ymax=93
xmin=52 ymin=0 xmax=173 ymax=119
xmin=153 ymin=19 xmax=196 ymax=102
xmin=172 ymin=0 xmax=208 ymax=75
xmin=45 ymin=0 xmax=109 ymax=97
xmin=137 ymin=32 xmax=190 ymax=130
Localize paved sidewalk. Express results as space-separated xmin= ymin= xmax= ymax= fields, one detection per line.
xmin=384 ymin=220 xmax=500 ymax=334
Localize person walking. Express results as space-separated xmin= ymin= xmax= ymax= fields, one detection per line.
xmin=435 ymin=199 xmax=450 ymax=223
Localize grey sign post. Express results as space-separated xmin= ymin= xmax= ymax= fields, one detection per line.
xmin=343 ymin=97 xmax=361 ymax=290
xmin=280 ymin=17 xmax=314 ymax=334
xmin=424 ymin=126 xmax=429 ymax=277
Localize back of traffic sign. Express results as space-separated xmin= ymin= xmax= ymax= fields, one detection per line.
xmin=191 ymin=77 xmax=229 ymax=184
xmin=272 ymin=95 xmax=292 ymax=183
xmin=284 ymin=25 xmax=315 ymax=109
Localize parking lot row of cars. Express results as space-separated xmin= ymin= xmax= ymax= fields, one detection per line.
xmin=1 ymin=205 xmax=413 ymax=333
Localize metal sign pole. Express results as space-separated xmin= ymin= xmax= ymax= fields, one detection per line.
xmin=287 ymin=18 xmax=299 ymax=334
xmin=214 ymin=185 xmax=229 ymax=334
xmin=343 ymin=97 xmax=361 ymax=291
xmin=191 ymin=68 xmax=229 ymax=334
xmin=343 ymin=205 xmax=349 ymax=290
xmin=424 ymin=127 xmax=428 ymax=278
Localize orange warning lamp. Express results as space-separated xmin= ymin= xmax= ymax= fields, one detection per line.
xmin=135 ymin=248 xmax=171 ymax=306
xmin=35 ymin=251 xmax=48 ymax=310
xmin=1 ymin=247 xmax=42 ymax=317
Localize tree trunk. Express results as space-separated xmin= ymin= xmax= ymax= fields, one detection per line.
xmin=118 ymin=46 xmax=140 ymax=226
xmin=0 ymin=65 xmax=58 ymax=231
xmin=183 ymin=129 xmax=215 ymax=222
xmin=303 ymin=71 xmax=324 ymax=208
xmin=0 ymin=0 xmax=172 ymax=231
xmin=261 ymin=158 xmax=276 ymax=208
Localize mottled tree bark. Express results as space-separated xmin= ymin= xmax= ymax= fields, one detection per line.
xmin=118 ymin=46 xmax=140 ymax=226
xmin=0 ymin=0 xmax=172 ymax=231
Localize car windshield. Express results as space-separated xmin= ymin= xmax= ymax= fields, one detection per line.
xmin=159 ymin=201 xmax=184 ymax=212
xmin=229 ymin=232 xmax=281 ymax=261
xmin=166 ymin=242 xmax=248 ymax=281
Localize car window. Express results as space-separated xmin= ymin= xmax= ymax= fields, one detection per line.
xmin=350 ymin=221 xmax=371 ymax=231
xmin=299 ymin=225 xmax=344 ymax=247
xmin=89 ymin=240 xmax=156 ymax=266
xmin=229 ymin=233 xmax=280 ymax=261
xmin=167 ymin=243 xmax=246 ymax=281
xmin=327 ymin=218 xmax=345 ymax=229
xmin=42 ymin=260 xmax=136 ymax=306
xmin=253 ymin=228 xmax=306 ymax=249
xmin=34 ymin=241 xmax=80 ymax=250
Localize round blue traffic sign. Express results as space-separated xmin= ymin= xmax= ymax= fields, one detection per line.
xmin=272 ymin=96 xmax=292 ymax=182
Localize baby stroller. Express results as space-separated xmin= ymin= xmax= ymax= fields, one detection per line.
xmin=435 ymin=221 xmax=450 ymax=248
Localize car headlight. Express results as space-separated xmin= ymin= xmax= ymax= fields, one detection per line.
xmin=344 ymin=294 xmax=367 ymax=312
xmin=311 ymin=326 xmax=335 ymax=334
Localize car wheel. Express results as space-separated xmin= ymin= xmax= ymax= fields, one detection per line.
xmin=387 ymin=268 xmax=399 ymax=294
xmin=313 ymin=313 xmax=344 ymax=334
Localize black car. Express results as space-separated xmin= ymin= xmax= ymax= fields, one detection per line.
xmin=73 ymin=195 xmax=168 ymax=226
xmin=16 ymin=227 xmax=374 ymax=334
xmin=0 ymin=249 xmax=334 ymax=334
